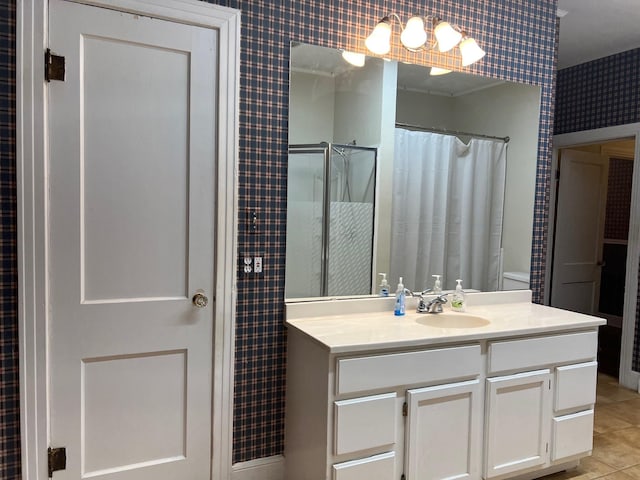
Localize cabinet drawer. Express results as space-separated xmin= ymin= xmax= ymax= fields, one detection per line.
xmin=488 ymin=331 xmax=597 ymax=375
xmin=552 ymin=410 xmax=594 ymax=461
xmin=334 ymin=393 xmax=396 ymax=455
xmin=336 ymin=345 xmax=481 ymax=395
xmin=333 ymin=452 xmax=395 ymax=480
xmin=555 ymin=361 xmax=597 ymax=412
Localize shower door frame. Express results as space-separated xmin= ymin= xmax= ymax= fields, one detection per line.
xmin=288 ymin=143 xmax=378 ymax=297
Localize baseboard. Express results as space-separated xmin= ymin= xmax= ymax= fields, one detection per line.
xmin=231 ymin=455 xmax=284 ymax=480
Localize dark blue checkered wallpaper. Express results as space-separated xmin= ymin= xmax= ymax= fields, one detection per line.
xmin=0 ymin=0 xmax=19 ymax=478
xmin=211 ymin=0 xmax=559 ymax=462
xmin=556 ymin=49 xmax=640 ymax=373
xmin=555 ymin=48 xmax=640 ymax=135
xmin=0 ymin=0 xmax=559 ymax=471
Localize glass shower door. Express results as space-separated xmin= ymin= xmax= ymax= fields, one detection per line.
xmin=326 ymin=146 xmax=376 ymax=296
xmin=286 ymin=146 xmax=325 ymax=298
xmin=286 ymin=143 xmax=377 ymax=298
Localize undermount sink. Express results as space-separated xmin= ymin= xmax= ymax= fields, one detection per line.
xmin=415 ymin=313 xmax=491 ymax=328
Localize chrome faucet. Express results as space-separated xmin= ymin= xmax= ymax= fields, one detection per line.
xmin=405 ymin=288 xmax=448 ymax=313
xmin=417 ymin=293 xmax=448 ymax=314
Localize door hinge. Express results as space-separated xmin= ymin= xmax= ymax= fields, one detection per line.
xmin=549 ymin=379 xmax=552 ymax=390
xmin=401 ymin=475 xmax=406 ymax=480
xmin=555 ymin=169 xmax=560 ymax=181
xmin=402 ymin=402 xmax=408 ymax=417
xmin=45 ymin=48 xmax=66 ymax=82
xmin=546 ymin=442 xmax=549 ymax=453
xmin=48 ymin=447 xmax=66 ymax=478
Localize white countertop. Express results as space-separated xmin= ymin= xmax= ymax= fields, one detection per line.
xmin=285 ymin=291 xmax=606 ymax=353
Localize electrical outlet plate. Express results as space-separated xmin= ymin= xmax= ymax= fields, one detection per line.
xmin=254 ymin=256 xmax=262 ymax=273
xmin=243 ymin=256 xmax=252 ymax=273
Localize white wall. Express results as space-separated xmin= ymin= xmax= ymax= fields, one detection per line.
xmin=395 ymin=89 xmax=456 ymax=129
xmin=334 ymin=61 xmax=384 ymax=147
xmin=288 ymin=70 xmax=335 ymax=144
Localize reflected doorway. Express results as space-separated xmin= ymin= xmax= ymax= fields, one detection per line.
xmin=551 ymin=138 xmax=635 ymax=379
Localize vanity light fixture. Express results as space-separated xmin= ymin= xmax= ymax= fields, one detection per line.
xmin=429 ymin=66 xmax=452 ymax=76
xmin=400 ymin=16 xmax=428 ymax=51
xmin=459 ymin=33 xmax=486 ymax=66
xmin=365 ymin=16 xmax=393 ymax=55
xmin=365 ymin=13 xmax=486 ymax=69
xmin=432 ymin=19 xmax=462 ymax=52
xmin=341 ymin=50 xmax=366 ymax=67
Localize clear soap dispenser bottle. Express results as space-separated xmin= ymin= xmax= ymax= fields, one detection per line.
xmin=451 ymin=279 xmax=466 ymax=312
xmin=432 ymin=274 xmax=442 ymax=294
xmin=378 ymin=273 xmax=389 ymax=297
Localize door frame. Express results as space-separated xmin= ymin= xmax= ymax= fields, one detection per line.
xmin=16 ymin=1 xmax=240 ymax=478
xmin=548 ymin=124 xmax=640 ymax=391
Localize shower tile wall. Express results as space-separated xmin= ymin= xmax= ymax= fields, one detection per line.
xmin=555 ymin=49 xmax=640 ymax=373
xmin=1 ymin=0 xmax=559 ymax=472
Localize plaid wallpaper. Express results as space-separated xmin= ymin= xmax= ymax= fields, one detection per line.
xmin=555 ymin=51 xmax=640 ymax=373
xmin=555 ymin=48 xmax=640 ymax=135
xmin=605 ymin=158 xmax=633 ymax=241
xmin=1 ymin=0 xmax=559 ymax=472
xmin=0 ymin=0 xmax=19 ymax=478
xmin=211 ymin=0 xmax=559 ymax=462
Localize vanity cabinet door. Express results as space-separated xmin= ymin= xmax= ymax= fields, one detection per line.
xmin=485 ymin=370 xmax=552 ymax=478
xmin=405 ymin=380 xmax=482 ymax=480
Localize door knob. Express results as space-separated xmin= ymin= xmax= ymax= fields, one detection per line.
xmin=192 ymin=291 xmax=209 ymax=308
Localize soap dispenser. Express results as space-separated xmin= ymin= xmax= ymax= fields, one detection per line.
xmin=451 ymin=279 xmax=466 ymax=312
xmin=394 ymin=277 xmax=406 ymax=316
xmin=432 ymin=274 xmax=442 ymax=294
xmin=378 ymin=273 xmax=390 ymax=297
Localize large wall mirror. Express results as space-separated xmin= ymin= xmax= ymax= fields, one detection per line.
xmin=286 ymin=42 xmax=542 ymax=299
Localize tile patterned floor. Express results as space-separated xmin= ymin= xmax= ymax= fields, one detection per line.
xmin=546 ymin=374 xmax=640 ymax=480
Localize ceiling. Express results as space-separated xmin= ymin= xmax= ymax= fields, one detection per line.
xmin=557 ymin=0 xmax=640 ymax=69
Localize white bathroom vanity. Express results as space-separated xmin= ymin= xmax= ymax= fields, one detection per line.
xmin=284 ymin=291 xmax=606 ymax=480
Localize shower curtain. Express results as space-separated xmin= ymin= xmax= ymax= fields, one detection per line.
xmin=390 ymin=128 xmax=507 ymax=292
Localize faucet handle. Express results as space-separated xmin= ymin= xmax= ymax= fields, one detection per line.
xmin=432 ymin=293 xmax=448 ymax=303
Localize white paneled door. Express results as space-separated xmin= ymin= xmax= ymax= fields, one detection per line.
xmin=551 ymin=149 xmax=609 ymax=314
xmin=48 ymin=0 xmax=217 ymax=478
